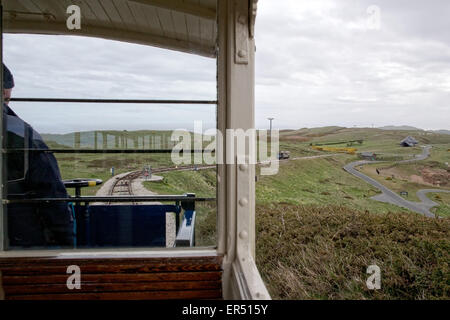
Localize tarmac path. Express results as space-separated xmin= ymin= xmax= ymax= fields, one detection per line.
xmin=343 ymin=146 xmax=448 ymax=218
xmin=259 ymin=153 xmax=341 ymax=165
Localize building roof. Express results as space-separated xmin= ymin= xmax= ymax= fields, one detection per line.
xmin=400 ymin=136 xmax=418 ymax=146
xmin=2 ymin=0 xmax=217 ymax=57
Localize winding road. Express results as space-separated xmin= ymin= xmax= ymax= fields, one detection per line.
xmin=343 ymin=146 xmax=449 ymax=218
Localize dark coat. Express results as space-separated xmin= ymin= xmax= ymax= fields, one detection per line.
xmin=4 ymin=104 xmax=74 ymax=248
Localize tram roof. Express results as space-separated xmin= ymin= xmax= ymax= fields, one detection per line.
xmin=2 ymin=0 xmax=217 ymax=58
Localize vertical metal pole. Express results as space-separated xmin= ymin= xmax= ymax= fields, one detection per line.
xmin=102 ymin=132 xmax=107 ymax=149
xmin=0 ymin=1 xmax=6 ymax=251
xmin=268 ymin=117 xmax=274 ymax=136
xmin=74 ymin=131 xmax=81 ymax=148
xmin=216 ymin=0 xmax=228 ymax=257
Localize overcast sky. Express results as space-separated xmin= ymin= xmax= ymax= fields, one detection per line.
xmin=4 ymin=0 xmax=450 ymax=133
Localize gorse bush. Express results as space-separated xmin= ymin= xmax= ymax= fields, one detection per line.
xmin=256 ymin=204 xmax=450 ymax=300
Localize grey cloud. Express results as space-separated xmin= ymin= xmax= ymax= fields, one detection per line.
xmin=4 ymin=1 xmax=450 ymax=132
xmin=255 ymin=0 xmax=450 ymax=130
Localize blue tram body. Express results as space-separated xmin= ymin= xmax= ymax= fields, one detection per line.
xmin=70 ymin=200 xmax=195 ymax=248
xmin=74 ymin=204 xmax=176 ymax=247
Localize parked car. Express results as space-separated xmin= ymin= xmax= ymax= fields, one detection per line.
xmin=278 ymin=151 xmax=291 ymax=159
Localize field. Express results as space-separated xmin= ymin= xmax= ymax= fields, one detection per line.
xmin=258 ymin=127 xmax=450 ymax=299
xmin=256 ymin=155 xmax=410 ymax=214
xmin=55 ymin=152 xmax=176 ymax=196
xmin=50 ymin=130 xmax=213 ymax=196
xmin=47 ymin=127 xmax=450 ymax=299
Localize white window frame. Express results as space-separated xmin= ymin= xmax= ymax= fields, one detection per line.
xmin=0 ymin=0 xmax=269 ymax=300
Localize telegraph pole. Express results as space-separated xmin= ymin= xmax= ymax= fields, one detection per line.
xmin=267 ymin=118 xmax=274 ymax=143
xmin=268 ymin=117 xmax=274 ymax=135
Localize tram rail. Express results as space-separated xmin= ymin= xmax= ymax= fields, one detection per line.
xmin=106 ymin=165 xmax=216 ymax=204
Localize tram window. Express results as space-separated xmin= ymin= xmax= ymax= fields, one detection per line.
xmin=2 ymin=30 xmax=218 ymax=250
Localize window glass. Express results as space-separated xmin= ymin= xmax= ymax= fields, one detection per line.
xmin=1 ymin=1 xmax=218 ymax=250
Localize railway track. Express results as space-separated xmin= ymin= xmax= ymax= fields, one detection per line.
xmin=108 ymin=171 xmax=143 ymax=204
xmin=107 ymin=165 xmax=216 ymax=204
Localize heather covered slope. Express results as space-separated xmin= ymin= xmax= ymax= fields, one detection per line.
xmin=256 ymin=204 xmax=450 ymax=300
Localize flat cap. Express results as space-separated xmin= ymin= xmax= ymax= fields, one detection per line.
xmin=3 ymin=63 xmax=15 ymax=89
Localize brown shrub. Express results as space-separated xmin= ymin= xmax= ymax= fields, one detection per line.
xmin=256 ymin=204 xmax=450 ymax=300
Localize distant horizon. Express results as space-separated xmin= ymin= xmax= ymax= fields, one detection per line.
xmin=40 ymin=124 xmax=450 ymax=136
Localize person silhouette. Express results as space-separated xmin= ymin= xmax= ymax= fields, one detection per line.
xmin=3 ymin=64 xmax=74 ymax=248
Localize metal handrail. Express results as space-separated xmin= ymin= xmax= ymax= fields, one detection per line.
xmin=2 ymin=148 xmax=211 ymax=154
xmin=9 ymin=98 xmax=217 ymax=104
xmin=4 ymin=195 xmax=215 ymax=204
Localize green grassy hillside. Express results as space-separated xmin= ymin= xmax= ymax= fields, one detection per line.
xmin=42 ymin=130 xmax=177 ymax=149
xmin=256 ymin=155 xmax=410 ymax=214
xmin=42 ymin=126 xmax=449 ymax=299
